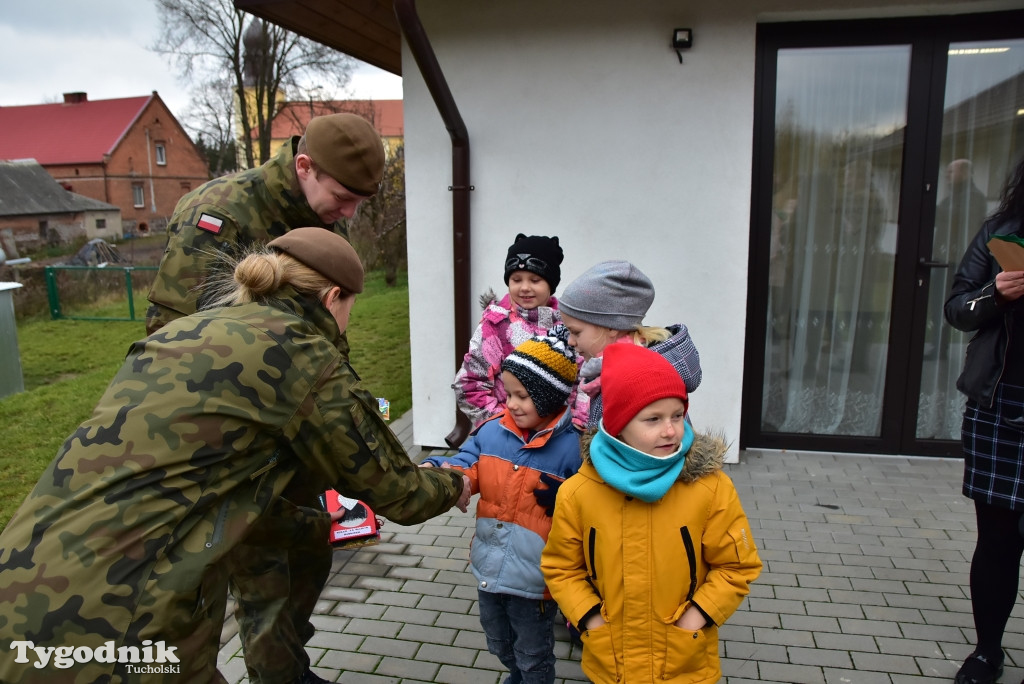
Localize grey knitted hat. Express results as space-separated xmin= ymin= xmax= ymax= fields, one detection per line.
xmin=558 ymin=260 xmax=655 ymax=330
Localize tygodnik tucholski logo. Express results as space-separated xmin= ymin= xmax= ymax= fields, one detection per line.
xmin=9 ymin=639 xmax=180 ymax=673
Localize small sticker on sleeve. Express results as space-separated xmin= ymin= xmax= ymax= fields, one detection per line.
xmin=197 ymin=213 xmax=224 ymax=234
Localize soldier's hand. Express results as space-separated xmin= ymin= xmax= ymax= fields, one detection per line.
xmin=456 ymin=474 xmax=472 ymax=513
xmin=418 ymin=461 xmax=434 ymax=468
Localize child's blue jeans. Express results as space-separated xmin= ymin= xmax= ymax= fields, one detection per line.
xmin=477 ymin=590 xmax=558 ymax=684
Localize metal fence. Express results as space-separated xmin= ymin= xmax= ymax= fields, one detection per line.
xmin=44 ymin=265 xmax=158 ymax=322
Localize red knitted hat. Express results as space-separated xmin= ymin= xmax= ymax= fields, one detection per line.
xmin=601 ymin=343 xmax=688 ymax=436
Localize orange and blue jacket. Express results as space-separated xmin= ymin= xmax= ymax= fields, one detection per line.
xmin=422 ymin=407 xmax=581 ymax=599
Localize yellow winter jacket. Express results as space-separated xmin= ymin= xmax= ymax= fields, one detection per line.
xmin=541 ymin=431 xmax=762 ymax=683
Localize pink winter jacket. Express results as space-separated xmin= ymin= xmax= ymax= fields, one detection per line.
xmin=452 ymin=292 xmax=570 ymax=427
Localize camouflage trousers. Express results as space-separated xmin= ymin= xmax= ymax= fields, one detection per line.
xmin=227 ymin=494 xmax=334 ymax=684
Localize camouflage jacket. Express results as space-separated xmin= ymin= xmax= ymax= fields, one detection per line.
xmin=146 ymin=137 xmax=346 ymax=334
xmin=0 ymin=292 xmax=463 ymax=683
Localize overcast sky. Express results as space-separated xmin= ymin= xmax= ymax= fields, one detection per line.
xmin=0 ymin=0 xmax=402 ymax=118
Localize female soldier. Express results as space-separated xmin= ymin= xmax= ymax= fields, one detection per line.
xmin=0 ymin=227 xmax=470 ymax=683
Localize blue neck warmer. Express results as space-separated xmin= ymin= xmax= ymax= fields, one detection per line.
xmin=589 ymin=422 xmax=694 ymax=503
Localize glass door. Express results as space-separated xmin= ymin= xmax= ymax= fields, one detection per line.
xmin=761 ymin=44 xmax=909 ymax=438
xmin=744 ymin=12 xmax=1024 ymax=456
xmin=916 ymin=38 xmax=1024 ymax=442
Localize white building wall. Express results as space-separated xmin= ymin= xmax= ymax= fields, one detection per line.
xmin=403 ymin=0 xmax=1020 ymax=458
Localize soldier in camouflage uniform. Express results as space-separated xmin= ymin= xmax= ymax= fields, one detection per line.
xmin=146 ymin=112 xmax=383 ymax=334
xmin=145 ymin=113 xmax=385 ymax=684
xmin=0 ymin=229 xmax=471 ymax=684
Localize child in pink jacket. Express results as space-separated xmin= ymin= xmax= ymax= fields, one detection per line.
xmin=453 ymin=234 xmax=564 ymax=428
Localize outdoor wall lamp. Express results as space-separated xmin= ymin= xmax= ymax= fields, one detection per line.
xmin=672 ymin=28 xmax=693 ymax=63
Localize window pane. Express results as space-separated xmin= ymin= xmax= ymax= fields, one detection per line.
xmin=917 ymin=38 xmax=1024 ymax=440
xmin=763 ymin=45 xmax=910 ymax=436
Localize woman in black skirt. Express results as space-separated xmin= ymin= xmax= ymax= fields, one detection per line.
xmin=946 ymin=154 xmax=1024 ymax=684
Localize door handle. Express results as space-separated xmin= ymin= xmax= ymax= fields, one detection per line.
xmin=918 ymin=258 xmax=951 ymax=269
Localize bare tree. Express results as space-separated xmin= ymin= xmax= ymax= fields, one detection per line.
xmin=348 ymin=144 xmax=407 ymax=286
xmin=185 ymin=76 xmax=238 ymax=177
xmin=153 ymin=0 xmax=354 ymax=168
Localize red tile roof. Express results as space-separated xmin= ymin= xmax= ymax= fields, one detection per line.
xmin=0 ymin=93 xmax=152 ymax=165
xmin=264 ymin=100 xmax=403 ymax=139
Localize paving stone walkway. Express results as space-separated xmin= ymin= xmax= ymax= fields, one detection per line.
xmin=217 ymin=412 xmax=1024 ymax=683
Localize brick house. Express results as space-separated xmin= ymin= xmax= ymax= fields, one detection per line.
xmin=0 ymin=92 xmax=209 ymax=236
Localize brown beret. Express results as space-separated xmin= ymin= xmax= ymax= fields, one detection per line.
xmin=268 ymin=227 xmax=364 ymax=294
xmin=304 ymin=113 xmax=385 ymax=197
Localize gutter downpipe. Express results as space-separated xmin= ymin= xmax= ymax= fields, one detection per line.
xmin=393 ymin=0 xmax=473 ymax=448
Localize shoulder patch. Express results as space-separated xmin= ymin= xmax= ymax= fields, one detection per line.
xmin=197 ymin=213 xmax=224 ymax=234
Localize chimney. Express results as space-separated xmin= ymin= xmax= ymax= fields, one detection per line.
xmin=63 ymin=92 xmax=88 ymax=104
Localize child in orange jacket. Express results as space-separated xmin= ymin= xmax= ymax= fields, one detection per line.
xmin=424 ymin=328 xmax=581 ymax=684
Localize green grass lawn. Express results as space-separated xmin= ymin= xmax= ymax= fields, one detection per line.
xmin=0 ymin=271 xmax=411 ymax=529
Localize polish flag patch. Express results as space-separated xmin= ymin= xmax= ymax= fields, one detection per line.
xmin=197 ymin=213 xmax=224 ymax=234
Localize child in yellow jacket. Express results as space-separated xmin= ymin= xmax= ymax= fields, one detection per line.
xmin=540 ymin=343 xmax=761 ymax=683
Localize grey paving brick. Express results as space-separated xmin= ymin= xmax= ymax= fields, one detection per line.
xmin=308 ymin=631 xmax=365 ymax=651
xmin=356 ymin=635 xmax=419 ymax=659
xmin=417 ymin=593 xmax=473 ymax=614
xmin=365 ymin=590 xmax=420 ymax=608
xmin=822 ymin=667 xmax=893 ymax=683
xmin=827 ymin=589 xmax=888 ymax=606
xmin=374 ymin=656 xmax=440 ymax=680
xmin=813 ymin=631 xmax=878 ymax=652
xmin=434 ymin=664 xmax=501 ymax=684
xmin=380 ymin=605 xmax=441 ymax=626
xmin=353 ymin=576 xmax=406 ymax=592
xmin=780 ymin=614 xmax=841 ymax=633
xmin=452 ymin=628 xmax=489 ymax=650
xmin=774 ymin=586 xmax=830 ymax=602
xmin=416 ymin=642 xmax=479 ymax=667
xmin=396 ymin=622 xmax=458 ymax=645
xmin=788 ymin=646 xmax=853 ymax=668
xmin=898 ymin=622 xmax=967 ymax=642
xmin=451 ymin=584 xmax=479 ymax=601
xmin=804 ymin=600 xmax=864 ymax=619
xmin=398 ymin=578 xmax=452 ymax=597
xmin=756 ymin=571 xmax=799 ymax=587
xmin=850 ymin=651 xmax=922 ymax=674
xmin=340 ymin=617 xmax=403 ymax=638
xmin=319 ymin=649 xmax=382 ymax=672
xmin=746 ymin=597 xmax=808 ymax=614
xmin=418 ymin=556 xmax=470 ymax=572
xmin=752 ymin=626 xmax=816 ymax=647
xmin=321 ymin=586 xmax=373 ymax=602
xmin=385 ymin=566 xmax=438 ymax=581
xmin=797 ymin=575 xmax=853 ymax=590
xmin=726 ymin=641 xmax=789 ymax=662
xmin=757 ymin=661 xmax=826 ymax=683
xmin=861 ymin=605 xmax=923 ymax=623
xmin=331 ymin=602 xmax=388 ymax=619
xmin=837 ymin=616 xmax=904 ymax=637
xmin=874 ymin=636 xmax=945 ymax=658
xmin=819 ymin=563 xmax=876 ymax=578
xmin=852 ymin=578 xmax=910 ymax=593
xmin=436 ymin=612 xmax=483 ymax=632
xmin=336 ymin=671 xmax=397 ymax=683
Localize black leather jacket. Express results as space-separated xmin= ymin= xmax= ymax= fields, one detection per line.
xmin=944 ymin=216 xmax=1024 ymax=407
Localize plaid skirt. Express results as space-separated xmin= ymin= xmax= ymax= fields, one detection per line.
xmin=963 ymin=382 xmax=1024 ymax=510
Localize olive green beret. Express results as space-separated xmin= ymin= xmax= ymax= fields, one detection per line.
xmin=269 ymin=227 xmax=364 ymax=294
xmin=304 ymin=113 xmax=385 ymax=197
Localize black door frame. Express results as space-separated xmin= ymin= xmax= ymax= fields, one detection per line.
xmin=741 ymin=9 xmax=1024 ymax=457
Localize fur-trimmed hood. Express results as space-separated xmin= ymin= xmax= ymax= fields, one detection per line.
xmin=579 ymin=426 xmax=729 ymax=484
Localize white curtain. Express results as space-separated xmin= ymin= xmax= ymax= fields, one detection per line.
xmin=762 ymin=45 xmax=909 ymax=436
